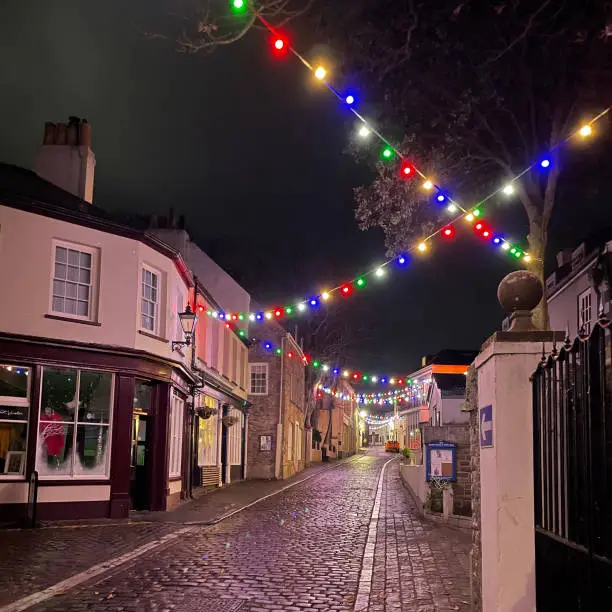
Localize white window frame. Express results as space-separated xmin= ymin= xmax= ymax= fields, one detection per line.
xmin=49 ymin=240 xmax=98 ymax=322
xmin=37 ymin=367 xmax=114 ymax=481
xmin=140 ymin=264 xmax=161 ymax=335
xmin=169 ymin=394 xmax=184 ymax=479
xmin=249 ymin=363 xmax=269 ymax=395
xmin=0 ymin=364 xmax=31 ymax=480
xmin=578 ymin=289 xmax=592 ymax=335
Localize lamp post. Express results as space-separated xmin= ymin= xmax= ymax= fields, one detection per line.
xmin=172 ymin=304 xmax=197 ymax=352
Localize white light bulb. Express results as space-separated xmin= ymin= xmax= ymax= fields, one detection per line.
xmin=375 ymin=267 xmax=385 ymax=278
xmin=447 ymin=203 xmax=458 ymax=213
xmin=503 ymin=184 xmax=515 ymax=196
xmin=358 ymin=125 xmax=371 ymax=138
xmin=297 ymin=303 xmax=306 ymax=312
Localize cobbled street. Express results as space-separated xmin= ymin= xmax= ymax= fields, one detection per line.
xmin=2 ymin=449 xmax=470 ymax=612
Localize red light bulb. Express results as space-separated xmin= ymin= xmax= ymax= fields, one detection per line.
xmin=475 ymin=223 xmax=483 ymax=231
xmin=442 ymin=226 xmax=455 ymax=238
xmin=274 ymin=309 xmax=283 ymax=318
xmin=272 ymin=35 xmax=288 ymax=55
xmin=399 ymin=162 xmax=415 ymax=179
xmin=287 ymin=351 xmax=294 ymax=358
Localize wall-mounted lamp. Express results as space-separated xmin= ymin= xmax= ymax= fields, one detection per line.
xmin=172 ymin=304 xmax=197 ymax=351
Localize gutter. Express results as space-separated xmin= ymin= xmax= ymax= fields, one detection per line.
xmin=275 ymin=335 xmax=285 ymax=479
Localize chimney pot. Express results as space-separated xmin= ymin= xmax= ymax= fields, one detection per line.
xmin=43 ymin=123 xmax=56 ymax=145
xmin=55 ymin=123 xmax=67 ymax=145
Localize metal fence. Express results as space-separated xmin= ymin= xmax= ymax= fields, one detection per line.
xmin=532 ymin=321 xmax=612 ymax=610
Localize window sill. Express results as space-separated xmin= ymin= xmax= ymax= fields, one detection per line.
xmin=45 ymin=314 xmax=101 ymax=327
xmin=37 ymin=478 xmax=111 ymax=486
xmin=138 ymin=329 xmax=169 ymax=344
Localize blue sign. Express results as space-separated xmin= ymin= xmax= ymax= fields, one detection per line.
xmin=480 ymin=405 xmax=493 ymax=448
xmin=425 ymin=441 xmax=456 ymax=481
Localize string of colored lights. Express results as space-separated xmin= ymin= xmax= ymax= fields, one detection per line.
xmin=217 ymin=1 xmax=611 ymax=326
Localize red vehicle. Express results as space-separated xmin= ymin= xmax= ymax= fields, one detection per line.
xmin=385 ymin=440 xmax=400 ymax=453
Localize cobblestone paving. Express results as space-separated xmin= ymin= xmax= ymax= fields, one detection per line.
xmin=369 ymin=466 xmax=471 ymax=611
xmin=0 ymin=522 xmax=178 ymax=607
xmin=10 ymin=450 xmax=470 ymax=612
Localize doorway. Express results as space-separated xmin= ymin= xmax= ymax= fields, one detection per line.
xmin=130 ymin=381 xmax=153 ymax=510
xmin=130 ymin=412 xmax=149 ymax=510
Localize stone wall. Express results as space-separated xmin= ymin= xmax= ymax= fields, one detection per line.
xmin=465 ymin=365 xmax=481 ymax=612
xmin=422 ymin=423 xmax=471 ymax=516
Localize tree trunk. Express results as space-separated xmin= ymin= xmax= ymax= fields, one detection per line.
xmin=526 ymin=219 xmax=550 ymax=330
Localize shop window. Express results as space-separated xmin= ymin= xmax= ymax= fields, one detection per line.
xmin=169 ymin=394 xmax=184 ymax=478
xmin=37 ymin=368 xmax=113 ymax=479
xmin=0 ymin=365 xmax=30 ymax=478
xmin=51 ymin=242 xmax=97 ymax=320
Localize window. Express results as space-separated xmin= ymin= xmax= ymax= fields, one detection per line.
xmin=51 ymin=243 xmax=95 ymax=319
xmin=141 ymin=266 xmax=160 ymax=333
xmin=249 ymin=364 xmax=268 ymax=395
xmin=0 ymin=365 xmax=30 ymax=478
xmin=228 ymin=407 xmax=243 ymax=465
xmin=287 ymin=422 xmax=293 ymax=460
xmin=37 ymin=368 xmax=113 ymax=479
xmin=169 ymin=394 xmax=184 ymax=478
xmin=295 ymin=421 xmax=302 ymax=462
xmin=198 ymin=396 xmax=218 ymax=467
xmin=579 ymin=289 xmax=592 ymax=334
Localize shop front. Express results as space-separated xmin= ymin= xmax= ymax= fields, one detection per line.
xmin=0 ymin=332 xmax=195 ymax=523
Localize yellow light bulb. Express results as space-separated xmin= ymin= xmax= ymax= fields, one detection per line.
xmin=342 ymin=370 xmax=350 ymax=378
xmin=417 ymin=242 xmax=427 ymax=252
xmin=322 ymin=291 xmax=330 ymax=301
xmin=579 ymin=124 xmax=592 ymax=137
xmin=465 ymin=213 xmax=474 ymax=222
xmin=314 ymin=66 xmax=327 ymax=80
xmin=523 ymin=255 xmax=532 ymax=263
xmin=423 ymin=180 xmax=433 ymax=190
xmin=265 ymin=311 xmax=272 ymax=320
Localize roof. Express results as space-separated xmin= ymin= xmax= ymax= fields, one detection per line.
xmin=432 ymin=373 xmax=467 ymax=397
xmin=0 ymin=163 xmax=193 ymax=288
xmin=424 ymin=349 xmax=479 ymax=366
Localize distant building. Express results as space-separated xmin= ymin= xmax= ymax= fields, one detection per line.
xmin=246 ymin=322 xmax=306 ymax=480
xmin=315 ymin=379 xmax=359 ymax=460
xmin=397 ymin=349 xmax=477 ymax=459
xmin=144 ymin=221 xmax=251 ymax=491
xmin=546 ymin=233 xmax=612 ymax=337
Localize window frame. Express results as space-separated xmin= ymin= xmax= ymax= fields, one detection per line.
xmin=36 ymin=367 xmax=114 ymax=481
xmin=249 ymin=363 xmax=269 ymax=396
xmin=578 ymin=288 xmax=593 ymax=335
xmin=49 ymin=240 xmax=98 ymax=322
xmin=0 ymin=364 xmax=31 ymax=480
xmin=140 ymin=264 xmax=161 ymax=335
xmin=168 ymin=393 xmax=184 ymax=479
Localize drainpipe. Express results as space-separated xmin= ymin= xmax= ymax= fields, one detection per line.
xmin=275 ymin=335 xmax=285 ymax=479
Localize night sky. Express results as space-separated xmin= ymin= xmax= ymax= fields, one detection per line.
xmin=1 ymin=1 xmax=611 ymax=374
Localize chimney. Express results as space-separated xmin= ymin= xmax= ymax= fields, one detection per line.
xmin=34 ymin=117 xmax=95 ymax=203
xmin=556 ymin=248 xmax=572 ymax=268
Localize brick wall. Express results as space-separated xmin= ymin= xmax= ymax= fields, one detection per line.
xmin=247 ymin=323 xmax=306 ymax=480
xmin=422 ymin=423 xmax=471 ymax=516
xmin=247 ymin=325 xmax=283 ymax=480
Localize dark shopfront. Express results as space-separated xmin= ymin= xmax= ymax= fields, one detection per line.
xmin=0 ymin=332 xmax=196 ymax=523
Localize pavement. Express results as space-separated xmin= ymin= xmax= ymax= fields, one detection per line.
xmin=0 ymin=448 xmax=470 ymax=612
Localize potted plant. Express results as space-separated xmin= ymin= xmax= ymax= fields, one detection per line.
xmin=197 ymin=407 xmax=216 ymax=420
xmin=401 ymin=447 xmax=411 ymax=462
xmin=222 ymin=415 xmax=239 ymax=428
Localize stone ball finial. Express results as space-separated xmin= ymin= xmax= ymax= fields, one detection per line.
xmin=497 ymin=271 xmax=543 ymax=331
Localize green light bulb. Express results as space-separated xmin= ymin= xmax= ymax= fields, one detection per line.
xmin=285 ymin=306 xmax=293 ymax=315
xmin=232 ymin=0 xmax=246 ymax=11
xmin=363 ymin=375 xmax=369 ymax=381
xmin=275 ymin=348 xmax=282 ymax=355
xmin=381 ymin=147 xmax=394 ymax=160
xmin=238 ymin=314 xmax=245 ymax=321
xmin=313 ymin=361 xmax=320 ymax=368
xmin=239 ymin=330 xmax=245 ymax=337
xmin=356 ymin=277 xmax=366 ymax=288
xmin=473 ymin=208 xmax=481 ymax=217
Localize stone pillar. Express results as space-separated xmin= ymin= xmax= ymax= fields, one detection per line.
xmin=475 ymin=271 xmax=563 ymax=611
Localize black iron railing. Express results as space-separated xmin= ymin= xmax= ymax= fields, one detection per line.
xmin=532 ymin=320 xmax=612 ymax=610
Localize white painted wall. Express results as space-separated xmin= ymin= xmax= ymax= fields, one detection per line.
xmin=476 ymin=339 xmax=554 ymax=612
xmin=0 ymin=205 xmax=190 ymax=366
xmin=37 ymin=485 xmax=110 ymax=503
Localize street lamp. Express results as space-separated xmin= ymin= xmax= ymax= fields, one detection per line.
xmin=172 ymin=304 xmax=197 ymax=351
